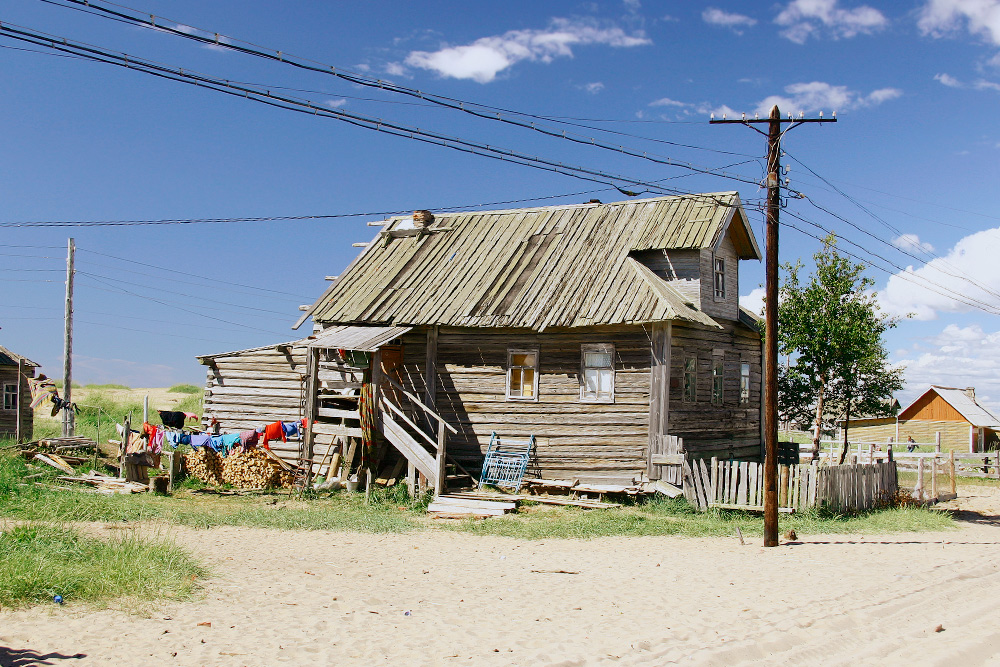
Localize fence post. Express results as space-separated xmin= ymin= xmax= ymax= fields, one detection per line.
xmin=935 ymin=432 xmax=941 ymax=453
xmin=931 ymin=454 xmax=938 ymax=500
xmin=710 ymin=457 xmax=718 ymax=503
xmin=915 ymin=457 xmax=925 ymax=501
xmin=949 ymin=450 xmax=956 ymax=496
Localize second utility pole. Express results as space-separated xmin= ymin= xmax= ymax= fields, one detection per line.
xmin=63 ymin=237 xmax=75 ymax=437
xmin=712 ymin=104 xmax=835 ymax=547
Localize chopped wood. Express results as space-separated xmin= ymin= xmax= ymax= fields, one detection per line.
xmin=34 ymin=453 xmax=74 ymax=475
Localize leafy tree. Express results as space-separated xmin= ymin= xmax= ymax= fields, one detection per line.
xmin=777 ymin=235 xmax=905 ymax=461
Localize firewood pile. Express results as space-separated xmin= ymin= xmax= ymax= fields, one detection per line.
xmin=183 ymin=448 xmax=223 ymax=485
xmin=221 ymin=449 xmax=294 ymax=489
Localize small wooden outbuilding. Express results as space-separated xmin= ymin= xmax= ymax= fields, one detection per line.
xmin=0 ymin=345 xmax=38 ymax=441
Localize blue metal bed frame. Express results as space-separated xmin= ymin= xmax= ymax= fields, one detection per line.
xmin=478 ymin=431 xmax=535 ymax=492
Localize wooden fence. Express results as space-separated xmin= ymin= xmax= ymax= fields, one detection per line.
xmin=682 ymin=458 xmax=898 ymax=513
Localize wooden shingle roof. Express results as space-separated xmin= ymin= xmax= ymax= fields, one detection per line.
xmin=305 ymin=192 xmax=757 ymax=331
xmin=0 ymin=345 xmax=39 ymax=367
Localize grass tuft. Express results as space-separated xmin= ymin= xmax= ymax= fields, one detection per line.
xmin=167 ymin=384 xmax=202 ymax=394
xmin=0 ymin=523 xmax=205 ymax=608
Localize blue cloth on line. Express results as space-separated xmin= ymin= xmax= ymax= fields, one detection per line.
xmin=190 ymin=434 xmax=212 ymax=450
xmin=164 ymin=432 xmax=190 ymax=449
xmin=282 ymin=421 xmax=300 ymax=438
xmin=219 ymin=433 xmax=241 ymax=454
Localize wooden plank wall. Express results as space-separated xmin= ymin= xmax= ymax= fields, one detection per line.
xmin=668 ymin=319 xmax=762 ymax=460
xmin=396 ymin=325 xmax=653 ymax=485
xmin=201 ymin=346 xmax=309 ymax=465
xmin=0 ymin=366 xmax=34 ymax=439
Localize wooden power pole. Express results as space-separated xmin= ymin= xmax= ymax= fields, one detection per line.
xmin=63 ymin=237 xmax=75 ymax=437
xmin=712 ymin=105 xmax=835 ymax=547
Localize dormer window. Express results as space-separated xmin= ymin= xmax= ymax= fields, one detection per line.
xmin=713 ymin=256 xmax=726 ymax=300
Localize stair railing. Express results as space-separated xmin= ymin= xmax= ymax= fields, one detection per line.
xmin=382 ymin=374 xmax=457 ymax=495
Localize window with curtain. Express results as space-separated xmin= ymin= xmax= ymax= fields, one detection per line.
xmin=507 ymin=349 xmax=539 ymax=401
xmin=740 ymin=362 xmax=750 ymax=404
xmin=581 ymin=344 xmax=614 ymax=403
xmin=712 ymin=359 xmax=724 ymax=405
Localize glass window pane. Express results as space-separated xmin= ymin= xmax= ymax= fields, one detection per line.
xmin=584 ymin=369 xmax=599 ymax=394
xmin=510 ymin=368 xmax=522 ymax=396
xmin=511 ymin=353 xmax=531 ymax=367
xmin=598 ymin=369 xmax=613 ymax=395
xmin=522 ymin=369 xmax=534 ymax=397
xmin=585 ymin=352 xmax=612 ymax=368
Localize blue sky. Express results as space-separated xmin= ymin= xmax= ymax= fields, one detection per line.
xmin=1 ymin=0 xmax=999 ymax=410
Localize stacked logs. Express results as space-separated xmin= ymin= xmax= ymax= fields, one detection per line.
xmin=221 ymin=449 xmax=293 ymax=489
xmin=183 ymin=448 xmax=223 ymax=485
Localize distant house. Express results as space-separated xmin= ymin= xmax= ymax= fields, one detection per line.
xmin=0 ymin=345 xmax=38 ymax=441
xmin=843 ymin=385 xmax=1000 ymax=452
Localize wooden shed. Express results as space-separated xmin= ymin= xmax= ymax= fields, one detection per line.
xmin=0 ymin=345 xmax=38 ymax=442
xmin=844 ymin=385 xmax=1000 ymax=452
xmin=289 ymin=193 xmax=764 ymax=488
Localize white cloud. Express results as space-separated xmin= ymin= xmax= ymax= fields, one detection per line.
xmin=752 ymin=81 xmax=901 ymax=115
xmin=649 ymin=96 xmax=688 ymax=107
xmin=894 ymin=324 xmax=1000 ymax=413
xmin=879 ymin=227 xmax=1000 ymax=320
xmin=918 ymin=0 xmax=1000 ymax=46
xmin=892 ymin=233 xmax=935 ymax=253
xmin=935 ymin=72 xmax=964 ymax=87
xmin=975 ymin=78 xmax=1000 ymax=90
xmin=703 ymin=8 xmax=758 ymax=32
xmin=385 ymin=62 xmax=407 ymax=76
xmin=405 ymin=18 xmax=651 ymax=83
xmin=581 ymin=81 xmax=605 ymax=94
xmin=775 ymin=0 xmax=888 ymax=44
xmin=740 ymin=288 xmax=766 ymax=315
xmin=325 ymin=98 xmax=348 ymax=108
xmin=623 ymin=0 xmax=642 ymax=13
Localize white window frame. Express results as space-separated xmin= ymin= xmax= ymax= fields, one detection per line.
xmin=683 ymin=357 xmax=697 ymax=403
xmin=713 ymin=254 xmax=726 ymax=301
xmin=580 ymin=343 xmax=615 ymax=404
xmin=2 ymin=382 xmax=17 ymax=411
xmin=739 ymin=362 xmax=751 ymax=404
xmin=506 ymin=348 xmax=540 ymax=402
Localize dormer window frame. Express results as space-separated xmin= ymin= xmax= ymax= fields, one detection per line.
xmin=713 ymin=252 xmax=726 ymax=301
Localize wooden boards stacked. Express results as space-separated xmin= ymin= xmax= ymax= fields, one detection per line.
xmin=427 ymin=495 xmax=517 ymax=518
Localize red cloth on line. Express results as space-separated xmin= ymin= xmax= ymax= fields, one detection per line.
xmin=261 ymin=421 xmax=286 ymax=448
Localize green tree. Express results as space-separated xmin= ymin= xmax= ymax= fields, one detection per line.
xmin=777 ymin=235 xmax=905 ymax=461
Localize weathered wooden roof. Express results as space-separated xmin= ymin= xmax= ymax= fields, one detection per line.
xmin=306 ymin=192 xmax=757 ymax=331
xmin=306 ymin=325 xmax=412 ymax=351
xmin=0 ymin=345 xmax=38 ymax=367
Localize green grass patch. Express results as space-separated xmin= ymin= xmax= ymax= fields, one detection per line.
xmin=84 ymin=383 xmax=131 ymax=390
xmin=0 ymin=523 xmax=205 ymax=609
xmin=167 ymin=384 xmax=202 ymax=394
xmin=443 ymin=495 xmax=956 ymax=540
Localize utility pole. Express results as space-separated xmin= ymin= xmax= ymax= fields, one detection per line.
xmin=712 ymin=105 xmax=835 ymax=547
xmin=63 ymin=237 xmax=75 ymax=437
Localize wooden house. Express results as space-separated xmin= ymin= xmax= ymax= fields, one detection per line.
xmin=0 ymin=345 xmax=38 ymax=441
xmin=283 ymin=193 xmax=764 ymax=489
xmin=843 ymin=385 xmax=1000 ymax=452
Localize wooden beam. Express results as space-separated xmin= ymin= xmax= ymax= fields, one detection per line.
xmin=425 ymin=325 xmax=439 ymax=412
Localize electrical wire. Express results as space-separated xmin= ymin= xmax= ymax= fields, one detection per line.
xmin=42 ymin=0 xmax=757 ymax=159
xmin=0 ymin=22 xmax=761 ymax=203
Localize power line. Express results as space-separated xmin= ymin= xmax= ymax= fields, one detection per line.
xmin=0 ymin=22 xmax=760 ymax=202
xmin=44 ymin=0 xmax=757 ymax=160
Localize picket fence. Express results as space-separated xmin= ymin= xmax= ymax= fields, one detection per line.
xmin=682 ymin=457 xmax=898 ymax=513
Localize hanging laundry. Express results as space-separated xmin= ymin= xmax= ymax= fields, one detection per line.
xmin=239 ymin=430 xmax=258 ymax=449
xmin=261 ymin=421 xmax=286 ymax=449
xmin=282 ymin=421 xmax=300 ymax=438
xmin=27 ymin=375 xmax=60 ymax=416
xmin=157 ymin=410 xmax=186 ymax=429
xmin=219 ymin=433 xmax=241 ymax=454
xmin=164 ymin=432 xmax=190 ymax=449
xmin=190 ymin=433 xmax=212 ymax=450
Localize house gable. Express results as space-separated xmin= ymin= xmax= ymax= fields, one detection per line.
xmin=899 ymin=390 xmax=967 ymax=423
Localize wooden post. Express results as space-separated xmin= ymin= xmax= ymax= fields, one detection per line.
xmin=710 ymin=456 xmax=719 ymax=503
xmin=949 ymin=450 xmax=956 ymax=496
xmin=935 ymin=431 xmax=941 ymax=453
xmin=143 ymin=394 xmax=148 ymax=424
xmin=915 ymin=457 xmax=925 ymax=501
xmin=931 ymin=453 xmax=938 ymax=500
xmin=406 ymin=461 xmax=415 ymax=497
xmin=435 ymin=419 xmax=447 ymax=496
xmin=303 ymin=346 xmax=319 ymax=488
xmin=778 ymin=465 xmax=789 ymax=507
xmin=62 ymin=237 xmax=75 ymax=437
xmin=120 ymin=414 xmax=130 ymax=478
xmin=15 ymin=359 xmax=23 ymax=443
xmin=424 ymin=325 xmax=438 ymax=413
